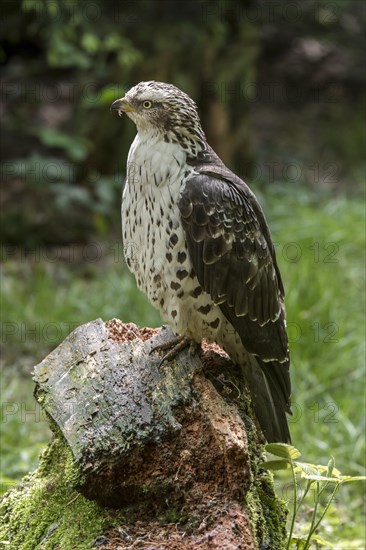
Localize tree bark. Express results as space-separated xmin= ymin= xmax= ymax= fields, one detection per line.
xmin=0 ymin=319 xmax=287 ymax=549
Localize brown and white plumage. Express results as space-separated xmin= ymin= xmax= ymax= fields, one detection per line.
xmin=111 ymin=81 xmax=292 ymax=442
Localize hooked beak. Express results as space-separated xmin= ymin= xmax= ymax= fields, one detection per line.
xmin=110 ymin=98 xmax=135 ymax=114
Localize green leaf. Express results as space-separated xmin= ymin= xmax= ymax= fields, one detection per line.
xmin=326 ymin=456 xmax=335 ymax=478
xmin=265 ymin=443 xmax=301 ymax=460
xmin=290 ymin=534 xmax=335 ymax=548
xmin=308 ymin=534 xmax=336 ymax=547
xmin=339 ymin=476 xmax=366 ymax=484
xmin=81 ymin=33 xmax=100 ymax=54
xmin=303 ymin=475 xmax=340 ymax=483
xmin=258 ymin=459 xmax=291 ymax=471
xmin=294 ymin=461 xmax=319 ymax=476
xmin=317 ymin=464 xmax=342 ymax=478
xmin=48 ymin=30 xmax=91 ymax=69
xmin=117 ymin=48 xmax=143 ymax=69
xmin=104 ymin=33 xmax=124 ymax=51
xmin=34 ymin=129 xmax=91 ymax=162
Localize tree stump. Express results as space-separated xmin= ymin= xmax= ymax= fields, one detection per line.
xmin=0 ymin=319 xmax=287 ymax=549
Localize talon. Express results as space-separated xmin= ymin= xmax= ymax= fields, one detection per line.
xmin=150 ymin=335 xmax=197 ymax=366
xmin=149 ymin=335 xmax=185 ymax=355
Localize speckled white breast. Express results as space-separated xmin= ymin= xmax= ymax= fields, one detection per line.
xmin=121 ymin=133 xmax=231 ymax=344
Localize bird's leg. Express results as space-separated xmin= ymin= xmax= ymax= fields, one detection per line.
xmin=150 ymin=335 xmax=199 ymax=367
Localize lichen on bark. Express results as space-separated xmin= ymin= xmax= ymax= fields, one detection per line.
xmin=0 ymin=319 xmax=288 ymax=549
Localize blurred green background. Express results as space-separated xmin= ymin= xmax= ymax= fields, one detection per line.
xmin=1 ymin=0 xmax=365 ymax=547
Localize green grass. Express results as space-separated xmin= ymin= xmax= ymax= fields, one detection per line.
xmin=1 ymin=185 xmax=365 ymax=546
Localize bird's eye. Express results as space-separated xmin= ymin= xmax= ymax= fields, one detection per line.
xmin=142 ymin=100 xmax=152 ymax=109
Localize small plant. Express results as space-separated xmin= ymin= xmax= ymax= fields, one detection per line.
xmin=260 ymin=443 xmax=366 ymax=549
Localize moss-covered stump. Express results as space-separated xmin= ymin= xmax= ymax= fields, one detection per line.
xmin=0 ymin=318 xmax=287 ymax=549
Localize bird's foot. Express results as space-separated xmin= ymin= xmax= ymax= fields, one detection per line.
xmin=150 ymin=335 xmax=199 ymax=367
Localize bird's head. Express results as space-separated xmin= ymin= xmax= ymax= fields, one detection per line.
xmin=111 ymin=81 xmax=206 ymax=156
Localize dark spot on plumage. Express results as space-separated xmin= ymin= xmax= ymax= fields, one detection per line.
xmin=190 ymin=286 xmax=202 ymax=298
xmin=160 ymin=206 xmax=164 ymax=217
xmin=198 ymin=304 xmax=211 ymax=315
xmin=173 ymin=130 xmax=181 ymax=142
xmin=210 ymin=318 xmax=220 ymax=329
xmin=168 ymin=219 xmax=173 ymax=229
xmin=170 ymin=281 xmax=181 ymax=290
xmin=171 ymin=310 xmax=178 ymax=319
xmin=160 ymin=298 xmax=164 ymax=307
xmin=157 ymin=219 xmax=161 ymax=227
xmin=166 ymin=252 xmax=172 ymax=262
xmin=177 ymin=290 xmax=184 ymax=298
xmin=176 ymin=269 xmax=189 ymax=280
xmin=189 ymin=269 xmax=196 ymax=279
xmin=170 ymin=234 xmax=178 ymax=246
xmin=177 ymin=251 xmax=187 ymax=263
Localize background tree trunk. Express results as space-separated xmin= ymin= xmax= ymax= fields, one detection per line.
xmin=0 ymin=319 xmax=287 ymax=549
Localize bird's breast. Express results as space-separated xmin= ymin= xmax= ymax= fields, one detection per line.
xmin=126 ymin=134 xmax=187 ymax=189
xmin=121 ymin=136 xmax=229 ymax=341
xmin=122 ymin=134 xmax=190 ymax=297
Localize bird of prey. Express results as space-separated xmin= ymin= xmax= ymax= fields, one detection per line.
xmin=111 ymin=81 xmax=291 ymax=443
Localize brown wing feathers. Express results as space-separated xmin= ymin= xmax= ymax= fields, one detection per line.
xmin=179 ymin=154 xmax=291 ymax=442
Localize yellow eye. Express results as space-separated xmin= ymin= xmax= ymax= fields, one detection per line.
xmin=142 ymin=100 xmax=152 ymax=109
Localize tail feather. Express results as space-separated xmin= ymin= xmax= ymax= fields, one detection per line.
xmin=244 ymin=356 xmax=291 ymax=443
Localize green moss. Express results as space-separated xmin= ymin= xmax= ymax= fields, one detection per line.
xmin=245 ymin=471 xmax=288 ymax=550
xmin=0 ymin=437 xmax=119 ymax=549
xmin=235 ymin=380 xmax=288 ymax=549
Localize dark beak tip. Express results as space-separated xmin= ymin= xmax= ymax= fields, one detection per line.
xmin=110 ymin=99 xmax=121 ymax=113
